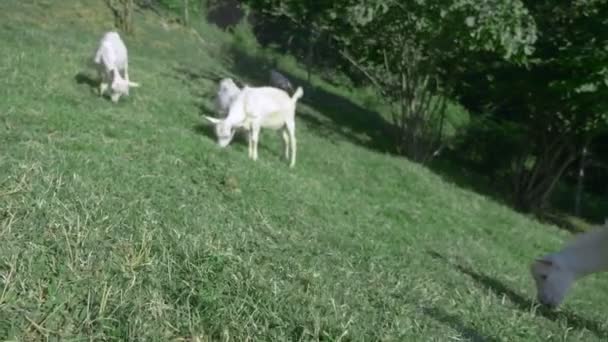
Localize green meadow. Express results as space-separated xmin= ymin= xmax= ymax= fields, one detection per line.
xmin=0 ymin=1 xmax=606 ymax=340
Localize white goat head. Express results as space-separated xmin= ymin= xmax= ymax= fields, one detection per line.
xmin=108 ymin=69 xmax=140 ymax=103
xmin=94 ymin=31 xmax=140 ymax=103
xmin=203 ymin=116 xmax=236 ymax=147
xmin=530 ymin=256 xmax=575 ymax=308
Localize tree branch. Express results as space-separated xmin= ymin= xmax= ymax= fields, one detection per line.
xmin=338 ymin=49 xmax=388 ymax=98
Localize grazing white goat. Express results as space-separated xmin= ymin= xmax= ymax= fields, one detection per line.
xmin=530 ymin=225 xmax=608 ymax=308
xmin=215 ymin=78 xmax=241 ymax=116
xmin=204 ymin=84 xmax=304 ymax=168
xmin=93 ymin=31 xmax=139 ymax=103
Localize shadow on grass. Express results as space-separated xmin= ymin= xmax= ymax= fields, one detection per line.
xmin=75 ymin=72 xmax=98 ymax=91
xmin=539 ymin=212 xmax=588 ymax=234
xmin=427 ymin=155 xmax=589 ymax=235
xmin=193 ymin=122 xmax=216 ymax=140
xmin=75 ymin=71 xmax=121 ymax=103
xmin=225 ymin=45 xmax=397 ymax=155
xmin=171 ymin=65 xmax=227 ymax=85
xmin=169 ymin=65 xmax=243 ymax=117
xmin=427 ymin=154 xmax=512 ymax=205
xmin=548 ymin=184 xmax=608 ymax=230
xmin=427 ymin=250 xmax=608 ymax=339
xmin=169 ymin=65 xmax=229 ymax=142
xmin=423 ymin=307 xmax=498 ymax=342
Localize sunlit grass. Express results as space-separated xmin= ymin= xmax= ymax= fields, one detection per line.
xmin=0 ymin=0 xmax=607 ymax=340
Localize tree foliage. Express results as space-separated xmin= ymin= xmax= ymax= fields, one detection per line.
xmin=244 ymin=0 xmax=537 ymax=162
xmin=107 ymin=0 xmax=135 ymax=34
xmin=241 ymin=0 xmax=608 ymax=214
xmin=455 ymin=0 xmax=608 ymax=212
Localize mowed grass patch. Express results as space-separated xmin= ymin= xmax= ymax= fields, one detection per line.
xmin=1 ymin=0 xmax=608 ymax=340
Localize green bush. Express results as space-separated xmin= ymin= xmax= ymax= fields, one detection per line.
xmin=453 ymin=115 xmax=527 ymax=178
xmin=154 ymin=0 xmax=200 ymax=18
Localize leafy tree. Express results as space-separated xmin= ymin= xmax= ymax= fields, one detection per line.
xmin=455 ymin=0 xmax=608 ymax=212
xmin=244 ymin=0 xmax=537 ymax=162
xmin=107 ymin=0 xmax=135 ymax=34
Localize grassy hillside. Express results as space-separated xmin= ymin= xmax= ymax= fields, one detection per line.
xmin=0 ymin=1 xmax=607 ymax=340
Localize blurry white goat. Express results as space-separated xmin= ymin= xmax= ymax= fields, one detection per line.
xmin=530 ymin=224 xmax=608 ymax=308
xmin=215 ymin=78 xmax=241 ymax=116
xmin=204 ymin=82 xmax=304 ymax=168
xmin=93 ymin=31 xmax=139 ymax=103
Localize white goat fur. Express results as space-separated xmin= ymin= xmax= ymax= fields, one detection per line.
xmin=215 ymin=78 xmax=241 ymax=116
xmin=530 ymin=225 xmax=608 ymax=308
xmin=93 ymin=31 xmax=139 ymax=103
xmin=204 ymin=84 xmax=304 ymax=168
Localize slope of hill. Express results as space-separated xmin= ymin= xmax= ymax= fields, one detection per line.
xmin=0 ymin=1 xmax=606 ymax=340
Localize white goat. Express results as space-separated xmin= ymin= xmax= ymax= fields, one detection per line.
xmin=204 ymin=85 xmax=304 ymax=168
xmin=215 ymin=78 xmax=241 ymax=116
xmin=93 ymin=31 xmax=140 ymax=103
xmin=530 ymin=225 xmax=608 ymax=308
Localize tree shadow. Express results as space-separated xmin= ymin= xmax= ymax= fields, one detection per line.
xmin=428 ymin=155 xmax=594 ymax=234
xmin=422 ymin=307 xmax=498 ymax=342
xmin=225 ymin=45 xmax=397 ymax=155
xmin=427 ymin=151 xmax=510 ymax=201
xmin=170 ymin=65 xmax=230 ymax=85
xmin=538 ymin=212 xmax=587 ymax=234
xmin=168 ymin=66 xmax=243 ymax=148
xmin=294 ymin=110 xmax=341 ymax=146
xmin=551 ymin=184 xmax=608 ymax=229
xmin=427 ymin=250 xmax=608 ymax=339
xmin=168 ymin=65 xmax=242 ymax=114
xmin=426 ymin=125 xmax=606 ymax=233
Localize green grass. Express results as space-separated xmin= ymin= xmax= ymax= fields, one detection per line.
xmin=1 ymin=1 xmax=607 ymax=340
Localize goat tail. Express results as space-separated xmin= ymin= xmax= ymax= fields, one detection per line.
xmin=291 ymin=86 xmax=304 ymax=102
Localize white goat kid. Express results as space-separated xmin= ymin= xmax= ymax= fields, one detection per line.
xmin=93 ymin=31 xmax=140 ymax=103
xmin=530 ymin=225 xmax=608 ymax=308
xmin=204 ymin=85 xmax=304 ymax=168
xmin=215 ymin=78 xmax=241 ymax=116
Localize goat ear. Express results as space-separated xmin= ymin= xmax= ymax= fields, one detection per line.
xmin=128 ymin=81 xmax=140 ymax=87
xmin=202 ymin=116 xmax=221 ymax=125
